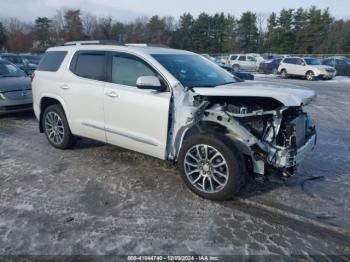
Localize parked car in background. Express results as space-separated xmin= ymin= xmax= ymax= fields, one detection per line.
xmin=218 ymin=64 xmax=254 ymax=80
xmin=226 ymin=54 xmax=259 ymax=71
xmin=201 ymin=54 xmax=254 ymax=81
xmin=246 ymin=53 xmax=265 ymax=63
xmin=20 ymin=54 xmax=43 ymax=66
xmin=278 ymin=57 xmax=336 ymax=80
xmin=322 ymin=57 xmax=350 ymax=76
xmin=258 ymin=58 xmax=282 ymax=74
xmin=200 ymin=54 xmax=216 ymax=62
xmin=0 ymin=53 xmax=37 ymax=75
xmin=0 ymin=60 xmax=32 ymax=114
xmin=32 ymin=42 xmax=316 ymax=200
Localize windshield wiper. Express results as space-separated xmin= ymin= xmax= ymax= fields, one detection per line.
xmin=187 ymin=84 xmax=217 ymax=88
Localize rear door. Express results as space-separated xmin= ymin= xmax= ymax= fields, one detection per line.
xmin=60 ymin=51 xmax=107 ymax=142
xmin=238 ymin=56 xmax=247 ymax=70
xmin=246 ymin=56 xmax=258 ymax=70
xmin=294 ymin=58 xmax=306 ymax=76
xmin=284 ymin=58 xmax=297 ymax=75
xmin=103 ymin=52 xmax=171 ymax=159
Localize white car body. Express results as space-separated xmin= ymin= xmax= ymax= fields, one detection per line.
xmin=32 ymin=44 xmax=317 ymax=199
xmin=226 ymin=54 xmax=260 ymax=71
xmin=278 ymin=57 xmax=336 ymax=80
xmin=246 ymin=53 xmax=265 ymax=63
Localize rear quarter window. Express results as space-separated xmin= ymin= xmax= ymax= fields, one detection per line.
xmin=37 ymin=51 xmax=67 ymax=72
xmin=283 ymin=58 xmax=295 ymax=64
xmin=70 ymin=52 xmax=106 ymax=81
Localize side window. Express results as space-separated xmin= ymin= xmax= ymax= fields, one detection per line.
xmin=38 ymin=51 xmax=68 ymax=72
xmin=336 ymin=59 xmax=346 ymax=66
xmin=72 ymin=52 xmax=106 ymax=81
xmin=247 ymin=56 xmax=257 ymax=62
xmin=111 ymin=54 xmax=157 ymax=87
xmin=283 ymin=58 xmax=291 ymax=64
xmin=296 ymin=59 xmax=304 ymax=65
xmin=230 ymin=56 xmax=237 ymax=61
xmin=289 ymin=58 xmax=297 ymax=64
xmin=238 ymin=56 xmax=246 ymax=61
xmin=323 ymin=59 xmax=332 ymax=66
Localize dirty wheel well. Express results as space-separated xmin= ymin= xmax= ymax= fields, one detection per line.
xmin=183 ymin=121 xmax=228 ymax=142
xmin=39 ymin=97 xmax=62 ymax=132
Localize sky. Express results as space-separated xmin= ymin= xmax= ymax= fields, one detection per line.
xmin=0 ymin=0 xmax=349 ymax=22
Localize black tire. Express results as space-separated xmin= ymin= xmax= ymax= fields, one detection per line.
xmin=232 ymin=64 xmax=240 ymax=72
xmin=306 ymin=71 xmax=315 ymax=81
xmin=43 ymin=104 xmax=76 ymax=149
xmin=281 ymin=69 xmax=288 ymax=78
xmin=177 ymin=134 xmax=246 ymax=201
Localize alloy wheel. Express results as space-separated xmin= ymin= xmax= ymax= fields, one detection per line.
xmin=45 ymin=111 xmax=65 ymax=145
xmin=184 ymin=144 xmax=229 ymax=193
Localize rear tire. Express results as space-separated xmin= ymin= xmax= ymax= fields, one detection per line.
xmin=43 ymin=104 xmax=76 ymax=149
xmin=178 ymin=134 xmax=246 ymax=201
xmin=232 ymin=64 xmax=240 ymax=72
xmin=281 ymin=69 xmax=288 ymax=78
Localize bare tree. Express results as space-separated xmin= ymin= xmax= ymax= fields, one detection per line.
xmin=256 ymin=13 xmax=267 ymax=53
xmin=82 ymin=12 xmax=97 ymax=39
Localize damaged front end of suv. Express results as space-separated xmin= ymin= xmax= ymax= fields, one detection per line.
xmin=168 ymin=82 xmax=317 ymax=180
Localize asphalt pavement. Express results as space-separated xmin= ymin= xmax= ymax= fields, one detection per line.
xmin=0 ymin=76 xmax=349 ymax=259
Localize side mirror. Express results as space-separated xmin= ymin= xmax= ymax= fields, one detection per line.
xmin=301 ymin=62 xmax=306 ymax=66
xmin=136 ymin=76 xmax=164 ymax=90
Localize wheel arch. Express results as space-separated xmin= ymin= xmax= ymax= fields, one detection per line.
xmin=178 ymin=120 xmax=251 ymax=162
xmin=39 ymin=95 xmax=69 ymax=133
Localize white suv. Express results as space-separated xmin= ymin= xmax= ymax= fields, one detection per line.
xmin=278 ymin=57 xmax=336 ymax=80
xmin=32 ymin=42 xmax=317 ymax=200
xmin=226 ymin=54 xmax=260 ymax=71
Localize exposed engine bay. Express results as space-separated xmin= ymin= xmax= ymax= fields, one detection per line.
xmin=168 ymin=84 xmax=317 ymax=178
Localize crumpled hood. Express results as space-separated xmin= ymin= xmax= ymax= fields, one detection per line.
xmin=193 ymin=81 xmax=316 ymax=106
xmin=0 ymin=77 xmax=31 ymax=92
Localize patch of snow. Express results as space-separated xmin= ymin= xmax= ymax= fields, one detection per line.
xmin=329 ymin=76 xmax=350 ymax=82
xmin=14 ymin=203 xmax=34 ymax=211
xmin=253 ymin=73 xmax=279 ymax=78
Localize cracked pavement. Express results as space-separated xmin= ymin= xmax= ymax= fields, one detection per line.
xmin=0 ymin=77 xmax=350 ymax=259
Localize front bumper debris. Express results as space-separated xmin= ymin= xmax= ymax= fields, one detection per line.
xmin=272 ymin=133 xmax=317 ymax=168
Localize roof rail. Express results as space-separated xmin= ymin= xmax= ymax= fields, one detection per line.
xmin=56 ymin=40 xmax=125 ymax=46
xmin=125 ymin=43 xmax=169 ymax=48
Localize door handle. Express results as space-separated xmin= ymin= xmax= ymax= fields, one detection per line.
xmin=106 ymin=91 xmax=119 ymax=98
xmin=60 ymin=84 xmax=70 ymax=90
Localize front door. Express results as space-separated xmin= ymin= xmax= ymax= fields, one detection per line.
xmin=103 ymin=52 xmax=171 ymax=159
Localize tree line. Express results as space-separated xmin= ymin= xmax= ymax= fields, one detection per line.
xmin=0 ymin=6 xmax=349 ymax=54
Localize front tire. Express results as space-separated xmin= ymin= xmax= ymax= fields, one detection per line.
xmin=178 ymin=135 xmax=245 ymax=201
xmin=306 ymin=71 xmax=315 ymax=81
xmin=43 ymin=104 xmax=76 ymax=149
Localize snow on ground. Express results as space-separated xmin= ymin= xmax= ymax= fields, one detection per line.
xmin=253 ymin=73 xmax=279 ymax=78
xmin=329 ymin=76 xmax=350 ymax=83
xmin=254 ymin=73 xmax=350 ymax=83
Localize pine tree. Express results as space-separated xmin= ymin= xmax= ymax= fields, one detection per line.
xmin=237 ymin=12 xmax=258 ymax=52
xmin=0 ymin=22 xmax=7 ymax=50
xmin=34 ymin=17 xmax=51 ymax=47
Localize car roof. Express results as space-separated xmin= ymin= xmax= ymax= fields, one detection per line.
xmin=1 ymin=53 xmax=19 ymax=56
xmin=46 ymin=45 xmax=194 ymax=56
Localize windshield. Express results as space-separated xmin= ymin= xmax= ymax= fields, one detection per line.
xmin=304 ymin=58 xmax=322 ymax=65
xmin=3 ymin=56 xmax=23 ymax=64
xmin=152 ymin=54 xmax=237 ymax=88
xmin=0 ymin=62 xmax=25 ymax=77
